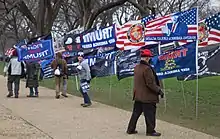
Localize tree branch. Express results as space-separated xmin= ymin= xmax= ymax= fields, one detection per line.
xmin=86 ymin=0 xmax=128 ymax=29
xmin=16 ymin=0 xmax=37 ymax=26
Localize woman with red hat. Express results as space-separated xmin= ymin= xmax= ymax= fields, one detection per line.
xmin=126 ymin=49 xmax=164 ymax=136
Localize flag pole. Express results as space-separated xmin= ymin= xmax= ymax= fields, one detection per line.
xmin=75 ymin=75 xmax=79 ymax=91
xmin=195 ymin=7 xmax=199 ymax=119
xmin=181 ymin=81 xmax=187 ymax=108
xmin=109 ymin=75 xmax=112 ymax=101
xmin=158 ymin=41 xmax=167 ymax=113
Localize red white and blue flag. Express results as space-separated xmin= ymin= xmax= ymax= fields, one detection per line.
xmin=144 ymin=8 xmax=198 ymax=41
xmin=199 ymin=12 xmax=220 ymax=47
xmin=116 ymin=15 xmax=157 ymax=50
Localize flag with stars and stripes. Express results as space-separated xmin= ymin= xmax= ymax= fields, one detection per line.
xmin=116 ymin=15 xmax=157 ymax=50
xmin=144 ymin=8 xmax=198 ymax=41
xmin=199 ymin=12 xmax=220 ymax=47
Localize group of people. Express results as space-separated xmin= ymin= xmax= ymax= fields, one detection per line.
xmin=3 ymin=49 xmax=92 ymax=107
xmin=3 ymin=47 xmax=164 ymax=136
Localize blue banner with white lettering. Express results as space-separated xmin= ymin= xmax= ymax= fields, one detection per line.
xmin=81 ymin=25 xmax=116 ymax=49
xmin=151 ymin=41 xmax=197 ymax=79
xmin=17 ymin=39 xmax=54 ymax=62
xmin=87 ymin=51 xmax=116 ymax=78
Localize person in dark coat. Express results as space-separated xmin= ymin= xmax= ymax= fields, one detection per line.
xmin=126 ymin=49 xmax=164 ymax=136
xmin=26 ymin=61 xmax=40 ymax=97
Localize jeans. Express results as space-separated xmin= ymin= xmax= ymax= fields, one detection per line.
xmin=29 ymin=87 xmax=38 ymax=95
xmin=80 ymin=79 xmax=91 ymax=104
xmin=7 ymin=75 xmax=21 ymax=96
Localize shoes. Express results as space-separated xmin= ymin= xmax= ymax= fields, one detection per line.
xmin=15 ymin=95 xmax=19 ymax=98
xmin=61 ymin=94 xmax=68 ymax=98
xmin=27 ymin=95 xmax=35 ymax=97
xmin=81 ymin=103 xmax=92 ymax=107
xmin=55 ymin=95 xmax=60 ymax=99
xmin=126 ymin=130 xmax=138 ymax=134
xmin=7 ymin=93 xmax=13 ymax=98
xmin=146 ymin=132 xmax=161 ymax=136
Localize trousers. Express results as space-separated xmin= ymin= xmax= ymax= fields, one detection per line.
xmin=127 ymin=101 xmax=156 ymax=133
xmin=7 ymin=75 xmax=21 ymax=96
xmin=80 ymin=79 xmax=91 ymax=104
xmin=55 ymin=76 xmax=67 ymax=96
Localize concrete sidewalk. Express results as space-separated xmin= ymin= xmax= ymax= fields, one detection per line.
xmin=0 ymin=76 xmax=218 ymax=139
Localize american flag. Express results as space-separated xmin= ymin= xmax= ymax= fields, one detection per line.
xmin=145 ymin=8 xmax=197 ymax=39
xmin=5 ymin=48 xmax=15 ymax=56
xmin=199 ymin=12 xmax=220 ymax=47
xmin=116 ymin=15 xmax=157 ymax=50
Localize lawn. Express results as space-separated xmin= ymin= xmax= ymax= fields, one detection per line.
xmin=1 ymin=62 xmax=220 ymax=137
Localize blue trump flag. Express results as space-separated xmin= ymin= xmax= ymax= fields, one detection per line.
xmin=145 ymin=8 xmax=198 ymax=41
xmin=151 ymin=41 xmax=197 ymax=79
xmin=17 ymin=39 xmax=54 ymax=62
xmin=81 ymin=24 xmax=116 ymax=49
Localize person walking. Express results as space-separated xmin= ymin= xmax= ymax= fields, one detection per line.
xmin=76 ymin=52 xmax=92 ymax=107
xmin=26 ymin=61 xmax=41 ymax=97
xmin=126 ymin=49 xmax=164 ymax=136
xmin=4 ymin=49 xmax=25 ymax=98
xmin=51 ymin=52 xmax=68 ymax=99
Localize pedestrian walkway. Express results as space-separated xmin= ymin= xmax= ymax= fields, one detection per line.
xmin=0 ymin=76 xmax=218 ymax=139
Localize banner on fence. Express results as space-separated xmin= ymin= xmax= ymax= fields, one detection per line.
xmin=88 ymin=51 xmax=116 ymax=78
xmin=17 ymin=39 xmax=54 ymax=62
xmin=177 ymin=44 xmax=220 ymax=81
xmin=81 ymin=25 xmax=116 ymax=49
xmin=152 ymin=41 xmax=197 ymax=79
xmin=116 ymin=49 xmax=141 ymax=80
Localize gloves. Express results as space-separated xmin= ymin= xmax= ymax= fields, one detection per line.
xmin=76 ymin=65 xmax=82 ymax=70
xmin=158 ymin=89 xmax=164 ymax=98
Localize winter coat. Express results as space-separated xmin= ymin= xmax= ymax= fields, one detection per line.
xmin=26 ymin=62 xmax=40 ymax=88
xmin=133 ymin=60 xmax=161 ymax=103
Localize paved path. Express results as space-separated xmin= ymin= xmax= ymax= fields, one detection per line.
xmin=0 ymin=76 xmax=218 ymax=139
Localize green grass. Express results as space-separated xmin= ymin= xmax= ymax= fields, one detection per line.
xmin=1 ymin=62 xmax=220 ymax=137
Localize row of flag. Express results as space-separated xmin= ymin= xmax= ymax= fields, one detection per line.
xmin=116 ymin=8 xmax=220 ymax=50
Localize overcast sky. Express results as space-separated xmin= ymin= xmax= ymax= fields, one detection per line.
xmin=211 ymin=0 xmax=220 ymax=6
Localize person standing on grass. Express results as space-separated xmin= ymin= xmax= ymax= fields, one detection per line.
xmin=76 ymin=52 xmax=92 ymax=107
xmin=4 ymin=49 xmax=26 ymax=98
xmin=126 ymin=49 xmax=164 ymax=137
xmin=51 ymin=52 xmax=68 ymax=99
xmin=26 ymin=61 xmax=41 ymax=97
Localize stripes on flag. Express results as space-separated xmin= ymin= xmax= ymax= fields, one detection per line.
xmin=116 ymin=19 xmax=158 ymax=50
xmin=199 ymin=12 xmax=220 ymax=47
xmin=5 ymin=48 xmax=15 ymax=56
xmin=144 ymin=8 xmax=197 ymax=40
